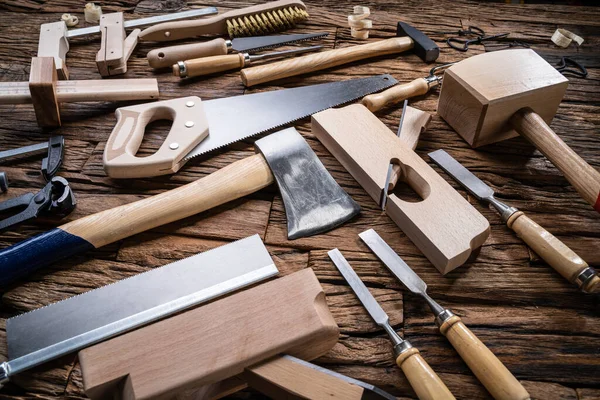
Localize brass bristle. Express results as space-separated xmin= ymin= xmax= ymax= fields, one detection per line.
xmin=226 ymin=6 xmax=309 ymax=38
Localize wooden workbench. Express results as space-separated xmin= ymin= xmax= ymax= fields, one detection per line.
xmin=0 ymin=1 xmax=599 ymax=399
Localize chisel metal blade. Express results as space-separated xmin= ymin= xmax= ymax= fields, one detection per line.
xmin=359 ymin=229 xmax=426 ymax=295
xmin=232 ymin=32 xmax=329 ymax=53
xmin=4 ymin=235 xmax=277 ymax=379
xmin=184 ymin=74 xmax=398 ymax=160
xmin=428 ymin=149 xmax=494 ymax=201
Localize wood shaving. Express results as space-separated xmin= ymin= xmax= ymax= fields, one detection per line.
xmin=348 ymin=6 xmax=371 ymax=39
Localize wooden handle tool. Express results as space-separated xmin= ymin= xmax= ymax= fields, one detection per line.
xmin=241 ymin=37 xmax=413 ymax=86
xmin=510 ymin=108 xmax=600 ymax=213
xmin=439 ymin=315 xmax=530 ymax=400
xmin=147 ymin=38 xmax=230 ymax=68
xmin=395 ymin=347 xmax=455 ymax=400
xmin=361 ymin=77 xmax=430 ymax=112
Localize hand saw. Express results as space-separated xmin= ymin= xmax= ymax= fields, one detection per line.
xmin=102 ymin=74 xmax=398 ymax=178
xmin=0 ymin=234 xmax=278 ymax=386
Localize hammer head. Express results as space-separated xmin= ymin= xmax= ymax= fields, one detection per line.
xmin=397 ymin=22 xmax=439 ymax=63
xmin=255 ymin=128 xmax=360 ymax=240
xmin=438 ymin=49 xmax=569 ymax=147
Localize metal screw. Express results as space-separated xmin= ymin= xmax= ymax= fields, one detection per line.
xmin=170 ymin=143 xmax=179 ymax=150
xmin=186 ymin=101 xmax=195 ymax=108
xmin=185 ymin=121 xmax=195 ymax=128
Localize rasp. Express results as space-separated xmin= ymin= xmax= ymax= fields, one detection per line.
xmin=327 ymin=248 xmax=454 ymax=400
xmin=428 ymin=149 xmax=598 ymax=293
xmin=0 ymin=234 xmax=278 ymax=385
xmin=358 ymin=228 xmax=530 ymax=400
xmin=103 ymin=74 xmax=398 ymax=178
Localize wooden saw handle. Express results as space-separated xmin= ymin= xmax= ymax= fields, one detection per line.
xmin=147 ymin=39 xmax=229 ymax=69
xmin=510 ymin=108 xmax=600 ymax=213
xmin=506 ymin=211 xmax=599 ymax=292
xmin=241 ymin=37 xmax=414 ymax=87
xmin=173 ymin=54 xmax=246 ymax=78
xmin=396 ymin=347 xmax=455 ymax=400
xmin=361 ymin=77 xmax=430 ymax=112
xmin=0 ymin=154 xmax=273 ymax=287
xmin=439 ymin=316 xmax=530 ymax=400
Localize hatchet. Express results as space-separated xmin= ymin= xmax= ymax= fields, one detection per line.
xmin=0 ymin=128 xmax=359 ymax=287
xmin=438 ymin=49 xmax=600 ymax=213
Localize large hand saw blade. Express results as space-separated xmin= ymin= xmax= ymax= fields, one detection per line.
xmin=5 ymin=235 xmax=277 ymax=376
xmin=184 ymin=74 xmax=398 ymax=160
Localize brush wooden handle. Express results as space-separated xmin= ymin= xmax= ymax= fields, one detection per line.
xmin=241 ymin=37 xmax=414 ymax=87
xmin=174 ymin=54 xmax=246 ymax=77
xmin=439 ymin=316 xmax=530 ymax=400
xmin=361 ymin=77 xmax=430 ymax=112
xmin=506 ymin=211 xmax=599 ymax=292
xmin=147 ymin=39 xmax=229 ymax=69
xmin=510 ymin=108 xmax=600 ymax=213
xmin=0 ymin=154 xmax=273 ymax=287
xmin=396 ymin=347 xmax=455 ymax=400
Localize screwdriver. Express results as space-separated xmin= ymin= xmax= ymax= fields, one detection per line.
xmin=173 ymin=45 xmax=323 ymax=78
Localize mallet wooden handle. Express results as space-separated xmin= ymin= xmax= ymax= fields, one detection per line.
xmin=510 ymin=108 xmax=600 ymax=213
xmin=506 ymin=211 xmax=599 ymax=292
xmin=361 ymin=77 xmax=430 ymax=112
xmin=439 ymin=316 xmax=530 ymax=400
xmin=396 ymin=347 xmax=455 ymax=400
xmin=173 ymin=54 xmax=246 ymax=78
xmin=0 ymin=154 xmax=273 ymax=287
xmin=148 ymin=39 xmax=229 ymax=69
xmin=241 ymin=37 xmax=414 ymax=87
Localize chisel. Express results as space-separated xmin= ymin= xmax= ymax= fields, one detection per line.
xmin=359 ymin=228 xmax=530 ymax=400
xmin=429 ymin=149 xmax=599 ymax=293
xmin=328 ymin=248 xmax=455 ymax=400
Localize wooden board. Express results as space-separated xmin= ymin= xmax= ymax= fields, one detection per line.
xmin=0 ymin=1 xmax=599 ymax=399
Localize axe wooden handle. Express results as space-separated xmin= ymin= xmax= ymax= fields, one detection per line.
xmin=506 ymin=211 xmax=599 ymax=293
xmin=510 ymin=108 xmax=600 ymax=213
xmin=241 ymin=37 xmax=413 ymax=87
xmin=361 ymin=77 xmax=430 ymax=112
xmin=396 ymin=348 xmax=455 ymax=400
xmin=439 ymin=316 xmax=530 ymax=400
xmin=174 ymin=54 xmax=246 ymax=78
xmin=147 ymin=39 xmax=229 ymax=69
xmin=0 ymin=154 xmax=273 ymax=287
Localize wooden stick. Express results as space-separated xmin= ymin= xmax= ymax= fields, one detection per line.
xmin=148 ymin=39 xmax=230 ymax=69
xmin=241 ymin=37 xmax=414 ymax=87
xmin=174 ymin=54 xmax=246 ymax=77
xmin=361 ymin=77 xmax=430 ymax=112
xmin=396 ymin=348 xmax=456 ymax=400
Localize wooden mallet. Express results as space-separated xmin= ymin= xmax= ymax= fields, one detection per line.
xmin=438 ymin=49 xmax=600 ymax=212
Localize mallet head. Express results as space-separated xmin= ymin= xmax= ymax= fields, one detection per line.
xmin=255 ymin=128 xmax=360 ymax=239
xmin=397 ymin=22 xmax=439 ymax=63
xmin=438 ymin=49 xmax=569 ymax=147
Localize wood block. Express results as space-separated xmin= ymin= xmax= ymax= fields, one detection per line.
xmin=78 ymin=269 xmax=339 ymax=400
xmin=438 ymin=49 xmax=568 ymax=147
xmin=37 ymin=22 xmax=70 ymax=80
xmin=29 ymin=57 xmax=60 ymax=127
xmin=96 ymin=12 xmax=139 ymax=77
xmin=312 ymin=104 xmax=490 ymax=274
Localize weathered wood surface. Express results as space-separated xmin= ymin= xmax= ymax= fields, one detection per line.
xmin=0 ymin=0 xmax=599 ymax=399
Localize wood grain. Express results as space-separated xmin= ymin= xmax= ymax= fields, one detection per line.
xmin=0 ymin=0 xmax=599 ymax=399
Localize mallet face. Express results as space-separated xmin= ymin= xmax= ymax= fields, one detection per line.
xmin=438 ymin=49 xmax=568 ymax=147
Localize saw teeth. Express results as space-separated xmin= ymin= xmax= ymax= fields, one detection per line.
xmin=250 ymin=33 xmax=329 ymax=52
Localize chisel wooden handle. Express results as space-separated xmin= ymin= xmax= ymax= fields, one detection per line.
xmin=396 ymin=347 xmax=455 ymax=400
xmin=0 ymin=154 xmax=273 ymax=287
xmin=439 ymin=315 xmax=530 ymax=400
xmin=241 ymin=37 xmax=413 ymax=87
xmin=173 ymin=54 xmax=246 ymax=78
xmin=510 ymin=108 xmax=600 ymax=213
xmin=147 ymin=39 xmax=229 ymax=69
xmin=506 ymin=211 xmax=599 ymax=293
xmin=361 ymin=77 xmax=430 ymax=112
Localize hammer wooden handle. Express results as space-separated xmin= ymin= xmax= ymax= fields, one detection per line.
xmin=361 ymin=77 xmax=430 ymax=112
xmin=396 ymin=348 xmax=455 ymax=400
xmin=147 ymin=39 xmax=229 ymax=69
xmin=439 ymin=316 xmax=530 ymax=400
xmin=510 ymin=108 xmax=600 ymax=213
xmin=241 ymin=37 xmax=414 ymax=87
xmin=174 ymin=54 xmax=246 ymax=78
xmin=0 ymin=154 xmax=273 ymax=287
xmin=506 ymin=211 xmax=599 ymax=292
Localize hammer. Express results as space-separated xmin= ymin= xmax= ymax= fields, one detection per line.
xmin=438 ymin=49 xmax=600 ymax=212
xmin=241 ymin=22 xmax=439 ymax=87
xmin=0 ymin=128 xmax=359 ymax=287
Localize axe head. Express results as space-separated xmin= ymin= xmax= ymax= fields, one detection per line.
xmin=255 ymin=128 xmax=360 ymax=239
